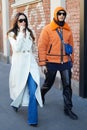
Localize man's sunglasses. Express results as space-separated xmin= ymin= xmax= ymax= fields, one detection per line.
xmin=18 ymin=19 xmax=27 ymax=23
xmin=57 ymin=12 xmax=66 ymax=16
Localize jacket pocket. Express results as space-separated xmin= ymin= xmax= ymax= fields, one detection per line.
xmin=48 ymin=44 xmax=52 ymax=53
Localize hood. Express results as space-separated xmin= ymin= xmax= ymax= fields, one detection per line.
xmin=50 ymin=6 xmax=70 ymax=31
xmin=54 ymin=6 xmax=66 ymax=21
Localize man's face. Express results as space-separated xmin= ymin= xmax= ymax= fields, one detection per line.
xmin=57 ymin=11 xmax=66 ymax=21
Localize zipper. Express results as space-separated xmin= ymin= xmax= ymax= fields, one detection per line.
xmin=48 ymin=44 xmax=52 ymax=53
xmin=59 ymin=29 xmax=64 ymax=64
xmin=61 ymin=40 xmax=63 ymax=64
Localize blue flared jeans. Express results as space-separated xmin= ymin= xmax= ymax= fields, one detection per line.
xmin=27 ymin=73 xmax=38 ymax=124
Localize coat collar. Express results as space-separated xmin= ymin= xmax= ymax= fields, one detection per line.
xmin=50 ymin=20 xmax=71 ymax=31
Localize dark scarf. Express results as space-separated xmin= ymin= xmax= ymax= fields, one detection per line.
xmin=53 ymin=18 xmax=65 ymax=27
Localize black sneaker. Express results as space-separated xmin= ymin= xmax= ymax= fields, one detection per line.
xmin=42 ymin=95 xmax=45 ymax=105
xmin=12 ymin=106 xmax=19 ymax=112
xmin=64 ymin=109 xmax=78 ymax=120
xmin=30 ymin=124 xmax=38 ymax=127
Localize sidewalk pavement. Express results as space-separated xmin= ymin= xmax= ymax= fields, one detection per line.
xmin=0 ymin=61 xmax=87 ymax=130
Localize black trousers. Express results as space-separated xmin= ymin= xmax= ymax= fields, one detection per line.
xmin=41 ymin=69 xmax=73 ymax=111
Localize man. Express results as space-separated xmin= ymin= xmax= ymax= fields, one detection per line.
xmin=38 ymin=6 xmax=78 ymax=120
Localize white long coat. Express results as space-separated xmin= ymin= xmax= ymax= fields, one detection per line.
xmin=8 ymin=30 xmax=43 ymax=108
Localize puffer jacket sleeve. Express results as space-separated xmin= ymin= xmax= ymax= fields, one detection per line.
xmin=38 ymin=27 xmax=49 ymax=66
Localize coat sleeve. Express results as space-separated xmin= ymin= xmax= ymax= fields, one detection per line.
xmin=8 ymin=32 xmax=25 ymax=52
xmin=68 ymin=31 xmax=74 ymax=63
xmin=38 ymin=28 xmax=49 ymax=66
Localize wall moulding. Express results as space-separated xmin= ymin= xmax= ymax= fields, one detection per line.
xmin=11 ymin=0 xmax=42 ymax=8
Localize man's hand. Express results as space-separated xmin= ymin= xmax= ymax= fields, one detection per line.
xmin=41 ymin=66 xmax=47 ymax=74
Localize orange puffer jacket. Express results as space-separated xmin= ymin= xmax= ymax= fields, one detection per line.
xmin=38 ymin=7 xmax=74 ymax=66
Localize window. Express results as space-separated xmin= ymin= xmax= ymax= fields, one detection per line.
xmin=11 ymin=0 xmax=42 ymax=8
xmin=15 ymin=0 xmax=37 ymax=3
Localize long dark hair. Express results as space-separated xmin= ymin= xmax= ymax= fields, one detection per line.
xmin=7 ymin=12 xmax=35 ymax=41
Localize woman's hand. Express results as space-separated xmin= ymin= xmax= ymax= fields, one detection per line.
xmin=20 ymin=26 xmax=25 ymax=32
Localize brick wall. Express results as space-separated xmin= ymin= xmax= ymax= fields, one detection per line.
xmin=66 ymin=0 xmax=80 ymax=81
xmin=8 ymin=0 xmax=50 ymax=43
xmin=8 ymin=0 xmax=50 ymax=57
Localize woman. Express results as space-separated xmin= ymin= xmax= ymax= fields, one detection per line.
xmin=7 ymin=12 xmax=43 ymax=126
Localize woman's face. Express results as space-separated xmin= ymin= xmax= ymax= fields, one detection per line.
xmin=17 ymin=15 xmax=26 ymax=29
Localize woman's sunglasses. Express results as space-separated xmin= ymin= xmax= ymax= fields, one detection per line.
xmin=57 ymin=12 xmax=66 ymax=16
xmin=18 ymin=19 xmax=26 ymax=23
